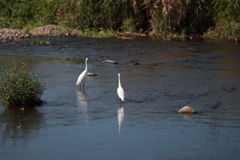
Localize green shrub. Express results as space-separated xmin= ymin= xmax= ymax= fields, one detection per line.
xmin=0 ymin=63 xmax=46 ymax=108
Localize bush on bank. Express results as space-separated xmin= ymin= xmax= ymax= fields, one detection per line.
xmin=0 ymin=0 xmax=239 ymax=40
xmin=0 ymin=63 xmax=46 ymax=108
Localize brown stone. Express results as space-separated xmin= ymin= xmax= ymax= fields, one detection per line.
xmin=178 ymin=106 xmax=197 ymax=113
xmin=87 ymin=72 xmax=97 ymax=76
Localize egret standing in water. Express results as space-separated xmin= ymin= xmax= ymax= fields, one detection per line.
xmin=117 ymin=73 xmax=125 ymax=106
xmin=76 ymin=58 xmax=88 ymax=89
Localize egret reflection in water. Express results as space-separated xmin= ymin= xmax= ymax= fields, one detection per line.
xmin=117 ymin=107 xmax=124 ymax=135
xmin=76 ymin=90 xmax=88 ymax=122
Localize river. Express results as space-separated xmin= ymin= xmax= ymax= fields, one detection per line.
xmin=0 ymin=36 xmax=240 ymax=160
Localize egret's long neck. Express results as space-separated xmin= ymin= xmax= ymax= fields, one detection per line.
xmin=118 ymin=74 xmax=121 ymax=87
xmin=85 ymin=59 xmax=88 ymax=71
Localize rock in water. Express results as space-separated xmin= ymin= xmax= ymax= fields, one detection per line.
xmin=102 ymin=60 xmax=118 ymax=64
xmin=178 ymin=106 xmax=197 ymax=113
xmin=87 ymin=72 xmax=97 ymax=76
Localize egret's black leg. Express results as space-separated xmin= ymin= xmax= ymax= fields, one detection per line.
xmin=82 ymin=83 xmax=85 ymax=91
xmin=120 ymin=100 xmax=124 ymax=107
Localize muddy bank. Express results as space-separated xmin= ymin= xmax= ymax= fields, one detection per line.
xmin=0 ymin=24 xmax=199 ymax=42
xmin=0 ymin=24 xmax=238 ymax=43
xmin=0 ymin=25 xmax=149 ymax=42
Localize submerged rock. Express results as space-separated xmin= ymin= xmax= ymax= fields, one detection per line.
xmin=102 ymin=60 xmax=118 ymax=64
xmin=87 ymin=72 xmax=97 ymax=76
xmin=18 ymin=107 xmax=25 ymax=111
xmin=178 ymin=106 xmax=197 ymax=113
xmin=17 ymin=125 xmax=22 ymax=129
xmin=129 ymin=60 xmax=140 ymax=65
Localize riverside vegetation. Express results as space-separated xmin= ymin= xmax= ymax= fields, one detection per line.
xmin=0 ymin=0 xmax=239 ymax=40
xmin=0 ymin=64 xmax=46 ymax=108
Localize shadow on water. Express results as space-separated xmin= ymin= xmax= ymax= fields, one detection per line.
xmin=0 ymin=107 xmax=44 ymax=145
xmin=0 ymin=36 xmax=240 ymax=160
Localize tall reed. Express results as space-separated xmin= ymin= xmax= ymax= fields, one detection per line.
xmin=0 ymin=0 xmax=239 ymax=40
xmin=0 ymin=0 xmax=58 ymax=30
xmin=204 ymin=0 xmax=240 ymax=40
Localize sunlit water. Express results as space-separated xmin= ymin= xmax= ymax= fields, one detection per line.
xmin=0 ymin=37 xmax=240 ymax=160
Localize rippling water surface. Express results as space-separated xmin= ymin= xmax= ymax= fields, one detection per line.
xmin=0 ymin=37 xmax=240 ymax=160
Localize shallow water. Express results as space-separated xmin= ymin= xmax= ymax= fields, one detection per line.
xmin=0 ymin=37 xmax=240 ymax=160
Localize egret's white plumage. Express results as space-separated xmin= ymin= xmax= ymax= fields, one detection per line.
xmin=76 ymin=58 xmax=88 ymax=88
xmin=117 ymin=73 xmax=124 ymax=106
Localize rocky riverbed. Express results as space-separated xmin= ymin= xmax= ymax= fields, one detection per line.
xmin=0 ymin=28 xmax=32 ymax=41
xmin=0 ymin=24 xmax=151 ymax=42
xmin=0 ymin=25 xmax=73 ymax=42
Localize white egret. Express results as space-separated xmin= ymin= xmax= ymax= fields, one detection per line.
xmin=117 ymin=73 xmax=125 ymax=106
xmin=76 ymin=58 xmax=88 ymax=89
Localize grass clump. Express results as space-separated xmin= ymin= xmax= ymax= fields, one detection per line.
xmin=82 ymin=28 xmax=117 ymax=38
xmin=31 ymin=39 xmax=51 ymax=45
xmin=0 ymin=63 xmax=46 ymax=108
